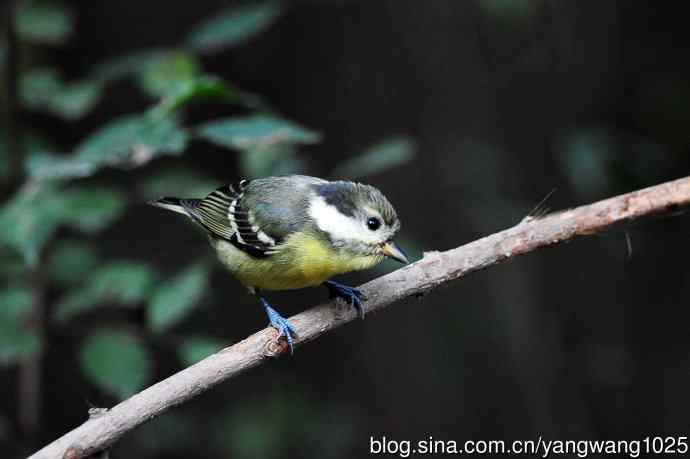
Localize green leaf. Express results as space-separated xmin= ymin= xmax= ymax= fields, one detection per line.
xmin=47 ymin=239 xmax=99 ymax=287
xmin=196 ymin=115 xmax=321 ymax=151
xmin=0 ymin=184 xmax=64 ymax=265
xmin=21 ymin=68 xmax=102 ymax=120
xmin=55 ymin=260 xmax=156 ymax=322
xmin=138 ymin=50 xmax=201 ymax=99
xmin=77 ymin=113 xmax=188 ymax=166
xmin=331 ymin=135 xmax=416 ymax=179
xmin=92 ymin=50 xmax=247 ymax=108
xmin=80 ymin=329 xmax=151 ymax=399
xmin=0 ymin=250 xmax=26 ymax=279
xmin=147 ymin=262 xmax=209 ymax=333
xmin=48 ymin=80 xmax=102 ymax=120
xmin=187 ymin=1 xmax=283 ymax=52
xmin=90 ymin=262 xmax=157 ymax=305
xmin=0 ymin=282 xmax=42 ymax=367
xmin=0 ymin=184 xmax=124 ymax=265
xmin=15 ymin=0 xmax=75 ymax=45
xmin=153 ymin=75 xmax=242 ymax=115
xmin=1 ymin=129 xmax=56 ymax=182
xmin=25 ymin=152 xmax=94 ymax=181
xmin=53 ymin=288 xmax=103 ymax=323
xmin=0 ymin=321 xmax=42 ymax=366
xmin=177 ymin=335 xmax=227 ymax=366
xmin=20 ymin=112 xmax=188 ymax=183
xmin=92 ymin=48 xmax=167 ymax=83
xmin=140 ymin=168 xmax=217 ymax=199
xmin=59 ymin=186 xmax=127 ymax=234
xmin=19 ymin=68 xmax=60 ymax=107
xmin=0 ymin=284 xmax=33 ymax=322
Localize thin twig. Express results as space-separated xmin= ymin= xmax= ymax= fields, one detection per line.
xmin=30 ymin=176 xmax=690 ymax=459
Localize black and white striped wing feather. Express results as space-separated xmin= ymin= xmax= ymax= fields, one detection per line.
xmin=194 ymin=180 xmax=279 ymax=257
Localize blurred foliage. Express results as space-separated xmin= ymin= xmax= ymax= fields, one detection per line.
xmin=22 ymin=114 xmax=190 ymax=181
xmin=147 ymin=262 xmax=210 ymax=333
xmin=0 ymin=284 xmax=41 ymax=366
xmin=197 ymin=116 xmax=322 ymax=177
xmin=14 ymin=0 xmax=75 ymax=45
xmin=331 ymin=135 xmax=416 ymax=180
xmin=556 ymin=127 xmax=675 ymax=200
xmin=54 ymin=260 xmax=156 ymax=322
xmin=215 ymin=391 xmax=359 ymax=459
xmin=0 ymin=284 xmax=33 ymax=323
xmin=0 ymin=0 xmax=418 ymax=456
xmin=0 ymin=0 xmax=415 ymax=397
xmin=0 ymin=183 xmax=125 ymax=265
xmin=3 ymin=0 xmax=689 ymax=458
xmin=20 ymin=68 xmax=102 ymax=120
xmin=239 ymin=144 xmax=307 ymax=178
xmin=0 ymin=318 xmax=43 ymax=366
xmin=197 ymin=115 xmax=321 ymax=151
xmin=0 ymin=130 xmax=54 ymax=183
xmin=72 ymin=113 xmax=188 ymax=172
xmin=80 ymin=329 xmax=152 ymax=398
xmin=153 ymin=75 xmax=243 ymax=115
xmin=58 ymin=185 xmax=127 ymax=233
xmin=557 ymin=129 xmax=616 ymax=199
xmin=92 ymin=48 xmax=168 ymax=84
xmin=46 ymin=239 xmax=99 ymax=287
xmin=186 ymin=1 xmax=283 ymax=52
xmin=139 ymin=167 xmax=218 ymax=199
xmin=0 ymin=184 xmax=70 ymax=266
xmin=138 ymin=50 xmax=202 ymax=99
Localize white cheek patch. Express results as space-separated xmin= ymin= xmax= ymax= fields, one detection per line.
xmin=309 ymin=196 xmax=381 ymax=244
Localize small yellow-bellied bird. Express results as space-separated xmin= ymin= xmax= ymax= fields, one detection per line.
xmin=149 ymin=175 xmax=408 ymax=352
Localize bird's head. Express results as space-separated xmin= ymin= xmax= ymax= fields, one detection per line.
xmin=309 ymin=181 xmax=409 ymax=264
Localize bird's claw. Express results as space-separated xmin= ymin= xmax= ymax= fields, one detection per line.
xmin=324 ymin=280 xmax=367 ymax=319
xmin=260 ymin=299 xmax=296 ymax=354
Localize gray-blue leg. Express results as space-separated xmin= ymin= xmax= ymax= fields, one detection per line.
xmin=259 ymin=296 xmax=296 ymax=354
xmin=324 ymin=280 xmax=367 ymax=319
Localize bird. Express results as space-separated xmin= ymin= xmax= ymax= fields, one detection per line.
xmin=149 ymin=174 xmax=408 ymax=353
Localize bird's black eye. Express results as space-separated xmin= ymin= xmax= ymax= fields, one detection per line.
xmin=367 ymin=217 xmax=381 ymax=231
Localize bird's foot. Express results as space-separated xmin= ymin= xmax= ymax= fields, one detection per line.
xmin=324 ymin=280 xmax=367 ymax=319
xmin=260 ymin=297 xmax=297 ymax=354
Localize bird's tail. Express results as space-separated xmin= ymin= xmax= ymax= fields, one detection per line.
xmin=148 ymin=197 xmax=200 ymax=216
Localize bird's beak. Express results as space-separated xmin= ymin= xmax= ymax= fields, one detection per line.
xmin=380 ymin=241 xmax=409 ymax=264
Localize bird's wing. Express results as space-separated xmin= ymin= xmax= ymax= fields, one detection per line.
xmin=193 ymin=180 xmax=281 ymax=258
xmin=239 ymin=175 xmax=325 ymax=240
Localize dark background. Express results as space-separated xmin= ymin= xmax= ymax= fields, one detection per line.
xmin=3 ymin=1 xmax=690 ymax=457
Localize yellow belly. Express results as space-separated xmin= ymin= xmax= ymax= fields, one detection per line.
xmin=211 ymin=232 xmax=383 ymax=291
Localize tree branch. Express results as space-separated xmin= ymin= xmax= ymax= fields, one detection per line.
xmin=31 ymin=176 xmax=690 ymax=459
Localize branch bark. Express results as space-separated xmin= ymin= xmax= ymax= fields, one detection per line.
xmin=30 ymin=176 xmax=690 ymax=459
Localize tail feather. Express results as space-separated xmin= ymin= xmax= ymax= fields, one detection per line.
xmin=148 ymin=197 xmax=200 ymax=216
